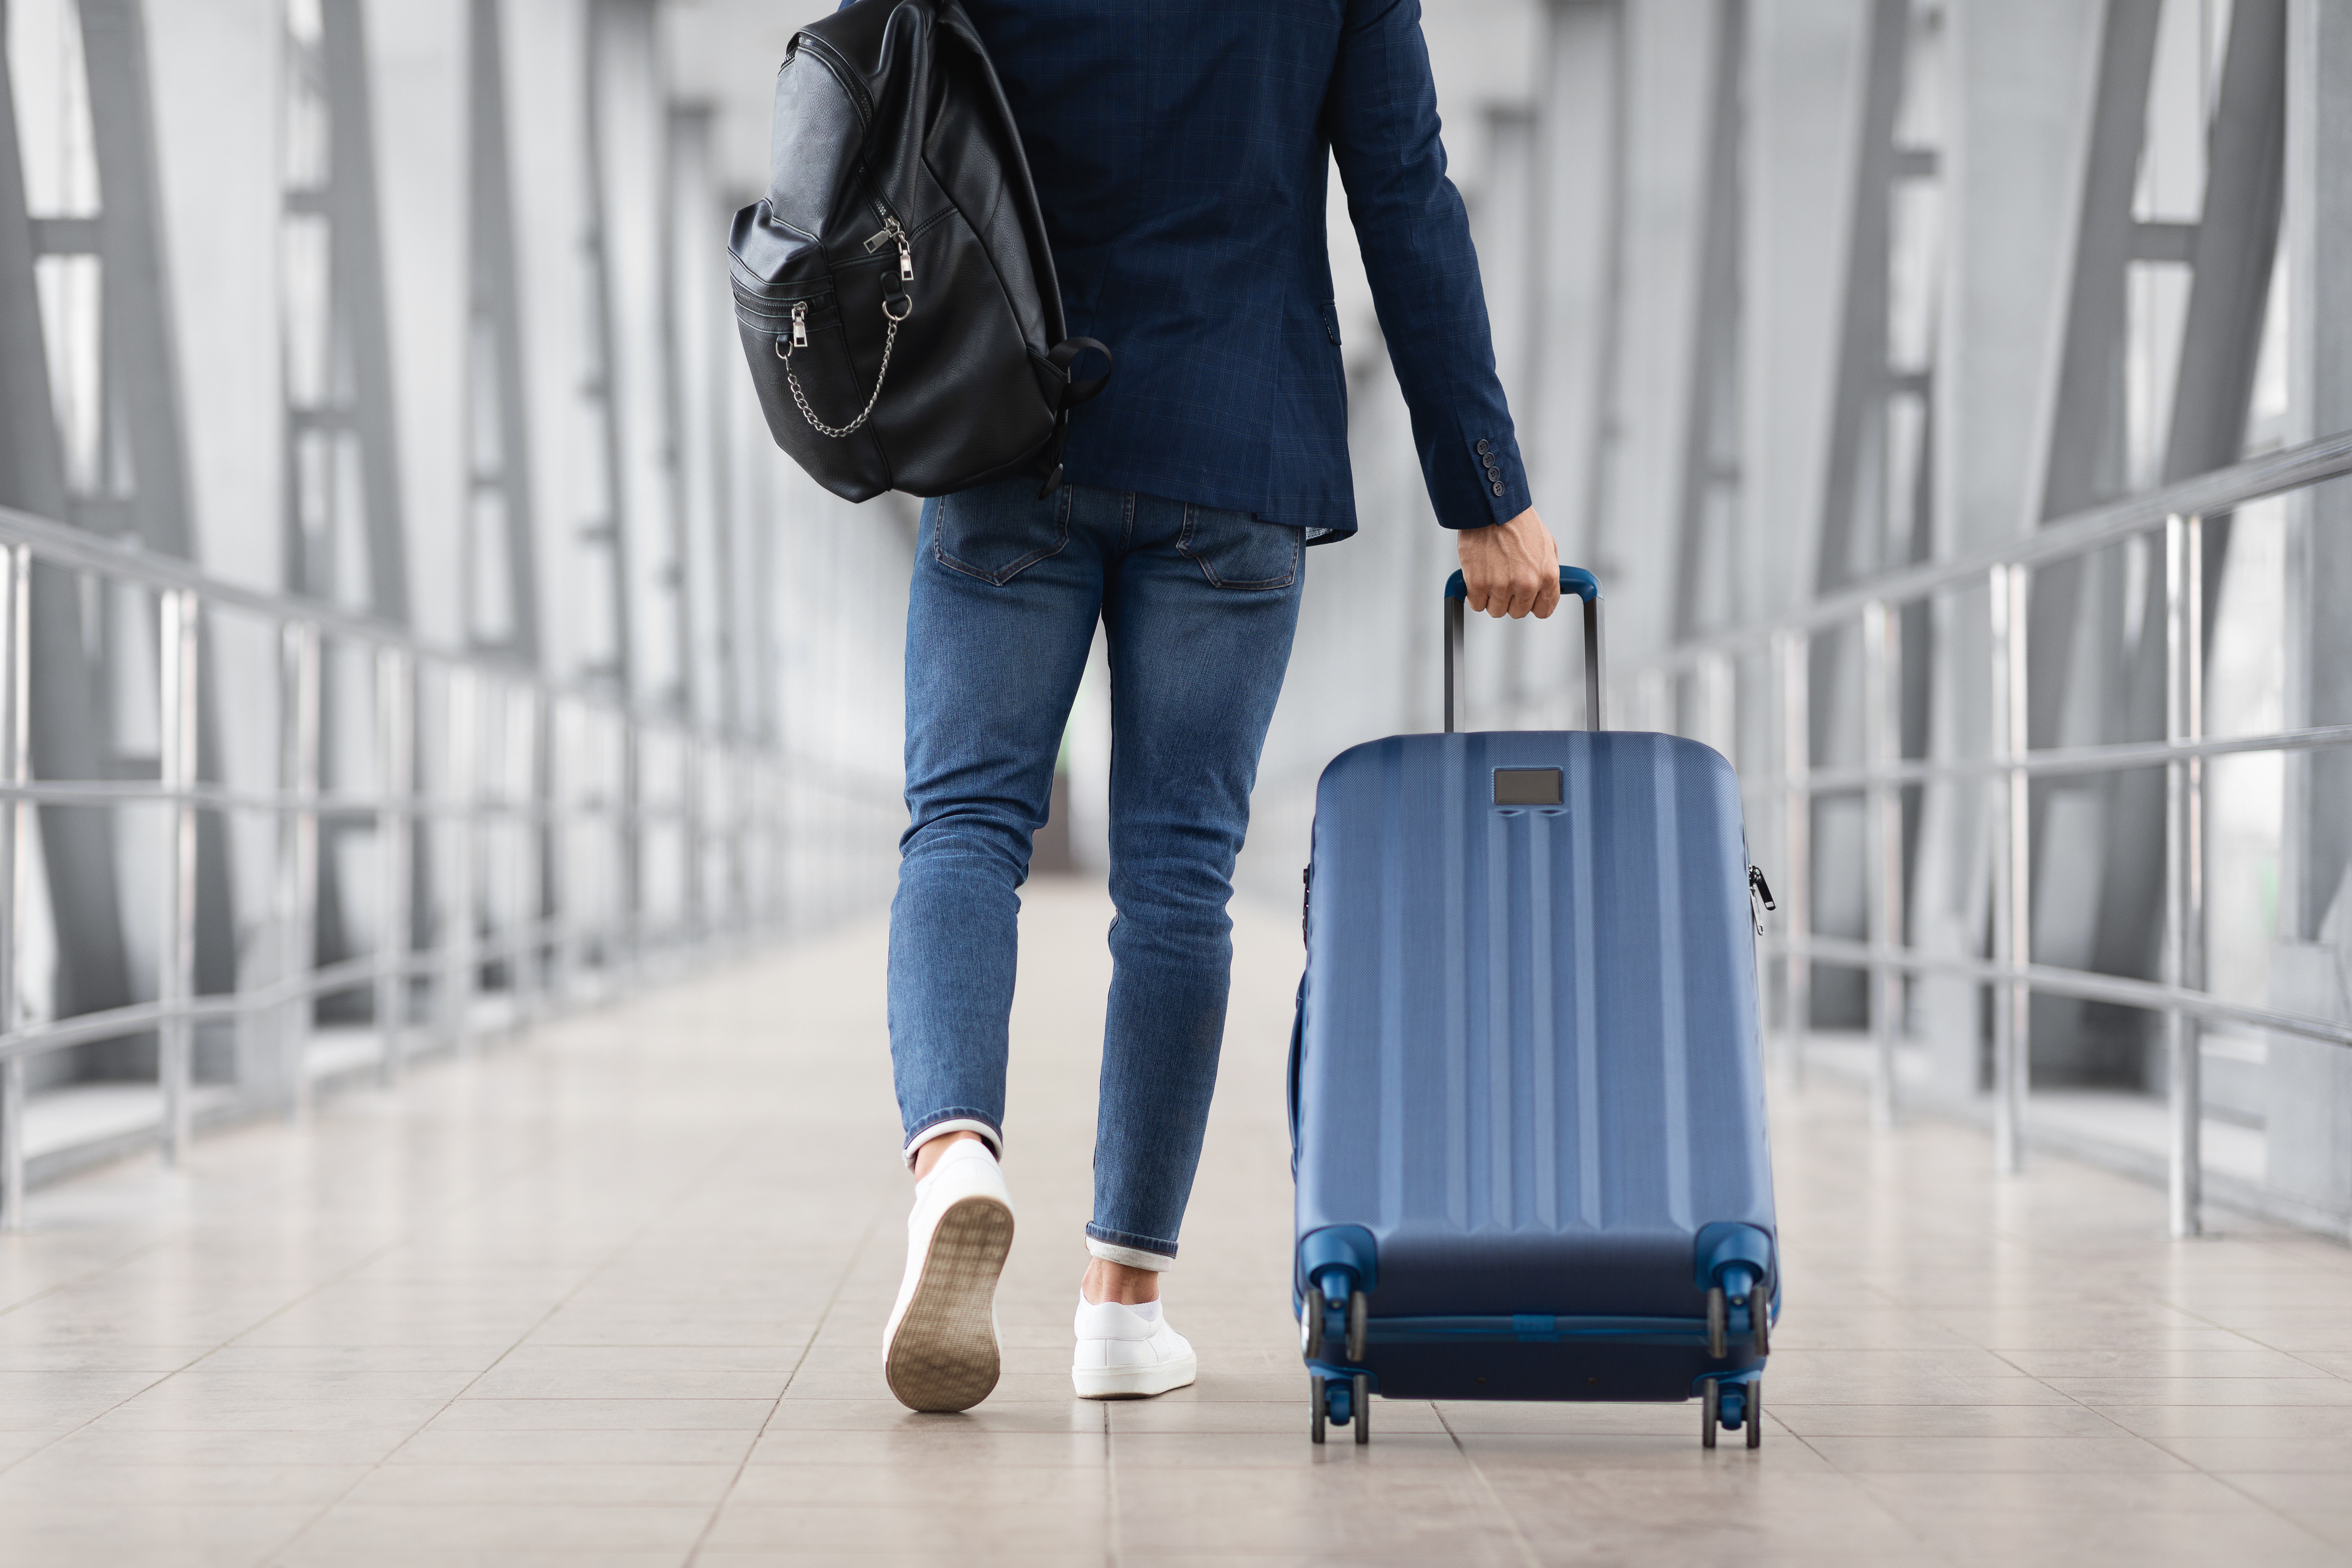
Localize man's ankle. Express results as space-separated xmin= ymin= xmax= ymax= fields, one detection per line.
xmin=911 ymin=1130 xmax=989 ymax=1182
xmin=1082 ymin=1258 xmax=1162 ymax=1305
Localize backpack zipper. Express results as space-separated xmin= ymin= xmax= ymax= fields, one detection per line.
xmin=781 ymin=35 xmax=913 ymax=280
xmin=791 ymin=32 xmax=872 ymax=127
xmin=861 ymin=216 xmax=913 ymax=281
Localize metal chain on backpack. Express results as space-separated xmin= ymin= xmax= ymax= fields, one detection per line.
xmin=777 ymin=299 xmax=908 ymax=440
xmin=776 ymin=217 xmax=914 ymax=440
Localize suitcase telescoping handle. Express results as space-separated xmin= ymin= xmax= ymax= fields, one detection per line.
xmin=1443 ymin=566 xmax=1605 ymax=734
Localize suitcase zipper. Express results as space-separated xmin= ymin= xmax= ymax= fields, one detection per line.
xmin=1748 ymin=866 xmax=1776 ymax=934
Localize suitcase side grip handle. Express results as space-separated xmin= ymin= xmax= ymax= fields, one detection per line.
xmin=1443 ymin=568 xmax=1606 ymax=734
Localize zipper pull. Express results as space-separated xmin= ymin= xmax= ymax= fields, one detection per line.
xmin=1748 ymin=865 xmax=1775 ymax=935
xmin=862 ymin=217 xmax=913 ymax=281
xmin=790 ymin=301 xmax=808 ymax=349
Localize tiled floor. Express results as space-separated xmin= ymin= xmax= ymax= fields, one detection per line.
xmin=5 ymin=881 xmax=2352 ymax=1565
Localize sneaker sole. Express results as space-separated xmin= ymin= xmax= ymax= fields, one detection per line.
xmin=884 ymin=1194 xmax=1014 ymax=1413
xmin=1072 ymin=1351 xmax=1199 ymax=1401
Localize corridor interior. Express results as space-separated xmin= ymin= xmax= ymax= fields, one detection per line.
xmin=2 ymin=882 xmax=2350 ymax=1566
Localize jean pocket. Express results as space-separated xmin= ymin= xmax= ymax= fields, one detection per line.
xmin=933 ymin=480 xmax=1071 ymax=585
xmin=1178 ymin=504 xmax=1300 ymax=590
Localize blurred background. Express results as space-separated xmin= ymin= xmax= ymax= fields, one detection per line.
xmin=0 ymin=0 xmax=2347 ymax=1239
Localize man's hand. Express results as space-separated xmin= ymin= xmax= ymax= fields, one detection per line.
xmin=1457 ymin=507 xmax=1561 ymax=619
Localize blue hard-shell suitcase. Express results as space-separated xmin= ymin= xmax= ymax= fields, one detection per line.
xmin=1290 ymin=567 xmax=1779 ymax=1448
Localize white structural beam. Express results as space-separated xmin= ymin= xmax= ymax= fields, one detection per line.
xmin=1595 ymin=0 xmax=1714 ymax=667
xmin=1909 ymin=0 xmax=2107 ymax=1098
xmin=1527 ymin=0 xmax=1622 ymax=580
xmin=1743 ymin=0 xmax=1863 ymax=628
xmin=2268 ymin=0 xmax=2352 ymax=1223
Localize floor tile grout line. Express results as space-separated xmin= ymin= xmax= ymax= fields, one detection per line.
xmin=680 ymin=1178 xmax=890 ymax=1568
xmin=0 ymin=1362 xmax=185 ymax=1482
xmin=2189 ymin=1456 xmax=2352 ymax=1547
xmin=1101 ymin=1398 xmax=1118 ymax=1568
xmin=0 ymin=1230 xmax=181 ymax=1322
xmin=1772 ymin=1416 xmax=1958 ymax=1563
xmin=0 ymin=1218 xmax=203 ymax=1481
xmin=1432 ymin=1401 xmax=1542 ymax=1568
xmin=130 ymin=1138 xmax=579 ymax=1567
xmin=0 ymin=1027 xmax=581 ymax=1344
xmin=1946 ymin=1324 xmax=2191 ymax=1451
xmin=0 ymin=1125 xmax=539 ymax=1494
xmin=2168 ymin=1306 xmax=2352 ymax=1385
xmin=1787 ymin=1429 xmax=1957 ymax=1561
xmin=253 ymin=1115 xmax=776 ymax=1568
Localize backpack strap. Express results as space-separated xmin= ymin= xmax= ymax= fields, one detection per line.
xmin=1049 ymin=337 xmax=1113 ymax=408
xmin=1034 ymin=338 xmax=1114 ymax=496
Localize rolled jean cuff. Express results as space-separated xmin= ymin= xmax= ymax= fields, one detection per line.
xmin=902 ymin=1114 xmax=1002 ymax=1169
xmin=1085 ymin=1224 xmax=1176 ymax=1270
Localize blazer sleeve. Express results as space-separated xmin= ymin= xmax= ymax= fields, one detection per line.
xmin=1327 ymin=0 xmax=1530 ymax=531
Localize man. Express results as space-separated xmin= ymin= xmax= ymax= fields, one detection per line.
xmin=879 ymin=0 xmax=1561 ymax=1413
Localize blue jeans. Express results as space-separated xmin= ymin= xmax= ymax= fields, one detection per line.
xmin=890 ymin=477 xmax=1305 ymax=1264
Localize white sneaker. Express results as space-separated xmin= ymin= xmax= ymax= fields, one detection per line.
xmin=883 ymin=1139 xmax=1015 ymax=1413
xmin=1071 ymin=1293 xmax=1198 ymax=1399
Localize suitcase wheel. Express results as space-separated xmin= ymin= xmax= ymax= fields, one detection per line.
xmin=1706 ymin=1260 xmax=1772 ymax=1360
xmin=1303 ymin=1287 xmax=1370 ymax=1365
xmin=1701 ymin=1377 xmax=1763 ymax=1450
xmin=1308 ymin=1372 xmax=1373 ymax=1446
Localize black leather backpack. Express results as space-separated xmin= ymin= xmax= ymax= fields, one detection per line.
xmin=730 ymin=0 xmax=1109 ymax=502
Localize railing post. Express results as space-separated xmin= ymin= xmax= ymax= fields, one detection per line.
xmin=1862 ymin=600 xmax=1900 ymax=1130
xmin=443 ymin=667 xmax=478 ymax=1056
xmin=375 ymin=646 xmax=414 ymax=1085
xmin=621 ymin=709 xmax=641 ymax=984
xmin=1990 ymin=564 xmax=2031 ymax=1173
xmin=1775 ymin=627 xmax=1810 ymax=1088
xmin=280 ymin=622 xmax=321 ymax=1118
xmin=158 ymin=589 xmax=200 ymax=1165
xmin=685 ymin=732 xmax=706 ymax=953
xmin=512 ymin=682 xmax=542 ymax=1025
xmin=731 ymin=746 xmax=751 ymax=943
xmin=2164 ymin=514 xmax=2205 ymax=1238
xmin=0 ymin=546 xmax=29 ymax=1228
xmin=545 ymin=694 xmax=572 ymax=1008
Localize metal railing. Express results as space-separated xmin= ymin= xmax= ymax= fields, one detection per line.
xmin=1621 ymin=430 xmax=2352 ymax=1240
xmin=0 ymin=502 xmax=897 ymax=1229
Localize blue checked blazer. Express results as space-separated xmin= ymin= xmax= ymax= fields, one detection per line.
xmin=933 ymin=0 xmax=1529 ymax=537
